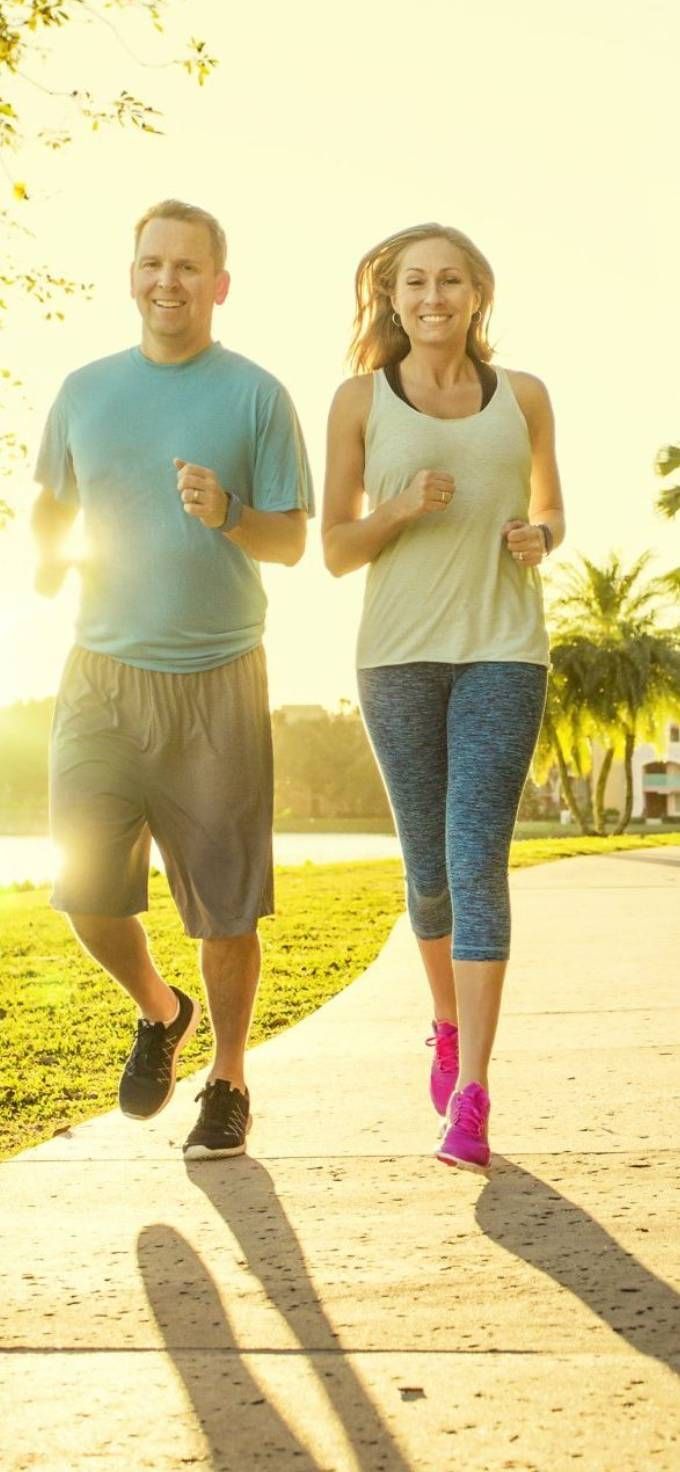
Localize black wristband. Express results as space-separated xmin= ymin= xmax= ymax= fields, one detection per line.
xmin=537 ymin=522 xmax=553 ymax=555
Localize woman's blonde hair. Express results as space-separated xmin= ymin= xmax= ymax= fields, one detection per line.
xmin=349 ymin=222 xmax=495 ymax=375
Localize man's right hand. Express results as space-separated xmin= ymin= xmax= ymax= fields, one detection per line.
xmin=397 ymin=469 xmax=456 ymax=523
xmin=35 ymin=559 xmax=69 ymax=597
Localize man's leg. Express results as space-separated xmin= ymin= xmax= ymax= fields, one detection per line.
xmin=69 ymin=913 xmax=178 ymax=1023
xmin=145 ymin=650 xmax=273 ymax=1156
xmin=50 ymin=650 xmax=200 ymax=1121
xmin=200 ymin=932 xmax=261 ymax=1091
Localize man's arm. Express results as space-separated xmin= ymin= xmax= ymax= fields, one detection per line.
xmin=225 ymin=504 xmax=307 ymax=565
xmin=174 ymin=460 xmax=307 ymax=566
xmin=31 ymin=485 xmax=78 ymax=595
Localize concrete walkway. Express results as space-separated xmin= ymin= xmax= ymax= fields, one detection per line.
xmin=3 ymin=851 xmax=679 ymax=1471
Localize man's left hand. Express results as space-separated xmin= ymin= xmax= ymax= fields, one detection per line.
xmin=175 ymin=459 xmax=228 ymax=530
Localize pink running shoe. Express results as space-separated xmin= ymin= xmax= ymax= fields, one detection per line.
xmin=436 ymin=1082 xmax=491 ymax=1173
xmin=426 ymin=1020 xmax=459 ymax=1116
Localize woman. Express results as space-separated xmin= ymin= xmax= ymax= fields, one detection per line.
xmin=322 ymin=223 xmax=565 ymax=1172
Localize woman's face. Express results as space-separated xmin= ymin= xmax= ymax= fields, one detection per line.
xmin=391 ymin=237 xmax=480 ymax=351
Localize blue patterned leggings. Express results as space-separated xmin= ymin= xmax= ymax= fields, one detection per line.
xmin=357 ymin=661 xmax=548 ymax=960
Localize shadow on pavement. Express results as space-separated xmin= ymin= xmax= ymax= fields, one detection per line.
xmin=137 ymin=1157 xmax=414 ymax=1472
xmin=606 ymin=850 xmax=680 ymax=871
xmin=476 ymin=1157 xmax=680 ymax=1374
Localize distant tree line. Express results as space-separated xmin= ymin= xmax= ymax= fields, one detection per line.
xmin=0 ymin=697 xmax=393 ymax=829
xmin=1 ymin=530 xmax=678 ymax=836
xmin=0 ymin=695 xmax=558 ymax=833
xmin=0 ymin=697 xmax=52 ymax=830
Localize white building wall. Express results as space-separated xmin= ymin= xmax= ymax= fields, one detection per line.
xmin=595 ymin=721 xmax=680 ymax=820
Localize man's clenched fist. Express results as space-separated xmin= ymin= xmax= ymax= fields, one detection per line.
xmin=174 ymin=458 xmax=229 ymax=530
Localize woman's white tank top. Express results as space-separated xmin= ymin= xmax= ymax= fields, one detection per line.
xmin=356 ymin=365 xmax=550 ymax=670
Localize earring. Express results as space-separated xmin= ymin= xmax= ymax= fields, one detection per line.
xmin=392 ymin=311 xmax=402 ymax=327
xmin=471 ymin=309 xmax=482 ymax=323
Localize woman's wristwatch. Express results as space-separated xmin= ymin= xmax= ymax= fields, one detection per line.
xmin=536 ymin=523 xmax=553 ymax=555
xmin=219 ymin=488 xmax=244 ymax=533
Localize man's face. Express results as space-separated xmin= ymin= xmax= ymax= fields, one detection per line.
xmin=130 ymin=217 xmax=229 ymax=360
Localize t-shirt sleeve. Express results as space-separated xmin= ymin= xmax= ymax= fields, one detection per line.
xmin=252 ymin=385 xmax=315 ymax=516
xmin=33 ymin=382 xmax=79 ymax=506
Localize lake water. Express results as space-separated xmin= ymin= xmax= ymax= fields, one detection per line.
xmin=0 ymin=832 xmax=402 ymax=888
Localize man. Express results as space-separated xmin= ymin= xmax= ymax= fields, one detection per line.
xmin=32 ymin=199 xmax=313 ymax=1159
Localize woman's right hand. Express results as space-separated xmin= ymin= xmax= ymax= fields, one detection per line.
xmin=397 ymin=469 xmax=456 ymax=522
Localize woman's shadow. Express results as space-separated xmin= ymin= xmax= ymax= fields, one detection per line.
xmin=476 ymin=1157 xmax=680 ymax=1373
xmin=138 ymin=1157 xmax=415 ymax=1472
xmin=137 ymin=1154 xmax=679 ymax=1469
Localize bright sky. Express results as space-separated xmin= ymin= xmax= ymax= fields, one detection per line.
xmin=1 ymin=0 xmax=678 ymax=711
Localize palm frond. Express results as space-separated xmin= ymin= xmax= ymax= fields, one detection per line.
xmin=655 ymin=444 xmax=680 ymax=479
xmin=656 ymin=484 xmax=680 ymax=520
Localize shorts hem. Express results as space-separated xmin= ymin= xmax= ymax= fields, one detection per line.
xmin=183 ymin=907 xmax=275 ymax=941
xmin=51 ymin=894 xmax=149 ymax=919
xmin=452 ymin=948 xmax=509 ymax=962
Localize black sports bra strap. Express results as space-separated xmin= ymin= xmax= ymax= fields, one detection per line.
xmin=384 ymin=358 xmax=497 ymax=413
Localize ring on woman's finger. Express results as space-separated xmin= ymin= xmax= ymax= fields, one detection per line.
xmin=518 ymin=551 xmax=525 ymax=561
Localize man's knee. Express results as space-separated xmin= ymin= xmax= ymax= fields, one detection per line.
xmin=201 ymin=931 xmax=259 ymax=980
xmin=69 ymin=911 xmax=133 ymax=945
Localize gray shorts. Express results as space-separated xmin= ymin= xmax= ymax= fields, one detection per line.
xmin=50 ymin=645 xmax=274 ymax=938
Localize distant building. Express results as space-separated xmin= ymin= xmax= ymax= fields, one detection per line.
xmin=638 ymin=721 xmax=680 ymax=819
xmin=276 ymin=705 xmax=328 ymax=725
xmin=594 ymin=721 xmax=680 ymax=820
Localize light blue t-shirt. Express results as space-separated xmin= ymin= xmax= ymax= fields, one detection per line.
xmin=35 ymin=342 xmax=314 ymax=671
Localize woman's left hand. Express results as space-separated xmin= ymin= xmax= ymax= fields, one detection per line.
xmin=502 ymin=519 xmax=545 ymax=567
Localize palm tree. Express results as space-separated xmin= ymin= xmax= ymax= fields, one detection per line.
xmin=533 ymin=640 xmax=597 ymax=833
xmin=545 ymin=554 xmax=680 ymax=834
xmin=655 ymin=444 xmax=680 ymax=519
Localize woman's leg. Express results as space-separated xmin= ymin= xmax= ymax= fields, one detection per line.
xmin=446 ymin=662 xmax=547 ymax=1092
xmin=417 ymin=935 xmax=457 ymax=1024
xmin=358 ymin=663 xmax=456 ymax=1021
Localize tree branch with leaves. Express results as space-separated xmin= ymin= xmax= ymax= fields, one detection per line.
xmin=0 ymin=0 xmax=217 ymax=522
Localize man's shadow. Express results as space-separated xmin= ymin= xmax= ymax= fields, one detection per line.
xmin=476 ymin=1157 xmax=680 ymax=1373
xmin=138 ymin=1157 xmax=415 ymax=1472
xmin=137 ymin=1154 xmax=679 ymax=1469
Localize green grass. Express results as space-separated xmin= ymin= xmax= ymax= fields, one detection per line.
xmin=0 ymin=862 xmax=405 ymax=1160
xmin=2 ymin=833 xmax=678 ymax=1160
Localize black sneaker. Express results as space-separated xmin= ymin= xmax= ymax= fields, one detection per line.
xmin=183 ymin=1080 xmax=252 ymax=1159
xmin=118 ymin=986 xmax=200 ymax=1120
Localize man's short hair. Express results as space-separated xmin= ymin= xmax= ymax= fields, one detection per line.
xmin=134 ymin=200 xmax=227 ymax=270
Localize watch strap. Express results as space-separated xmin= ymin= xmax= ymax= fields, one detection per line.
xmin=220 ymin=490 xmax=243 ymax=532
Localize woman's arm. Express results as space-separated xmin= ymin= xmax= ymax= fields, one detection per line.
xmin=502 ymin=372 xmax=566 ymax=566
xmin=322 ymin=377 xmax=456 ymax=577
xmin=509 ymin=371 xmax=566 ymax=551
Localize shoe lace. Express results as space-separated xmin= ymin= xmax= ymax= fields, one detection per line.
xmin=193 ymin=1081 xmax=247 ymax=1129
xmin=128 ymin=1020 xmax=172 ymax=1079
xmin=450 ymin=1088 xmax=486 ymax=1138
xmin=193 ymin=1084 xmax=212 ymax=1121
xmin=193 ymin=1081 xmax=226 ymax=1121
xmin=426 ymin=1028 xmax=458 ymax=1073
